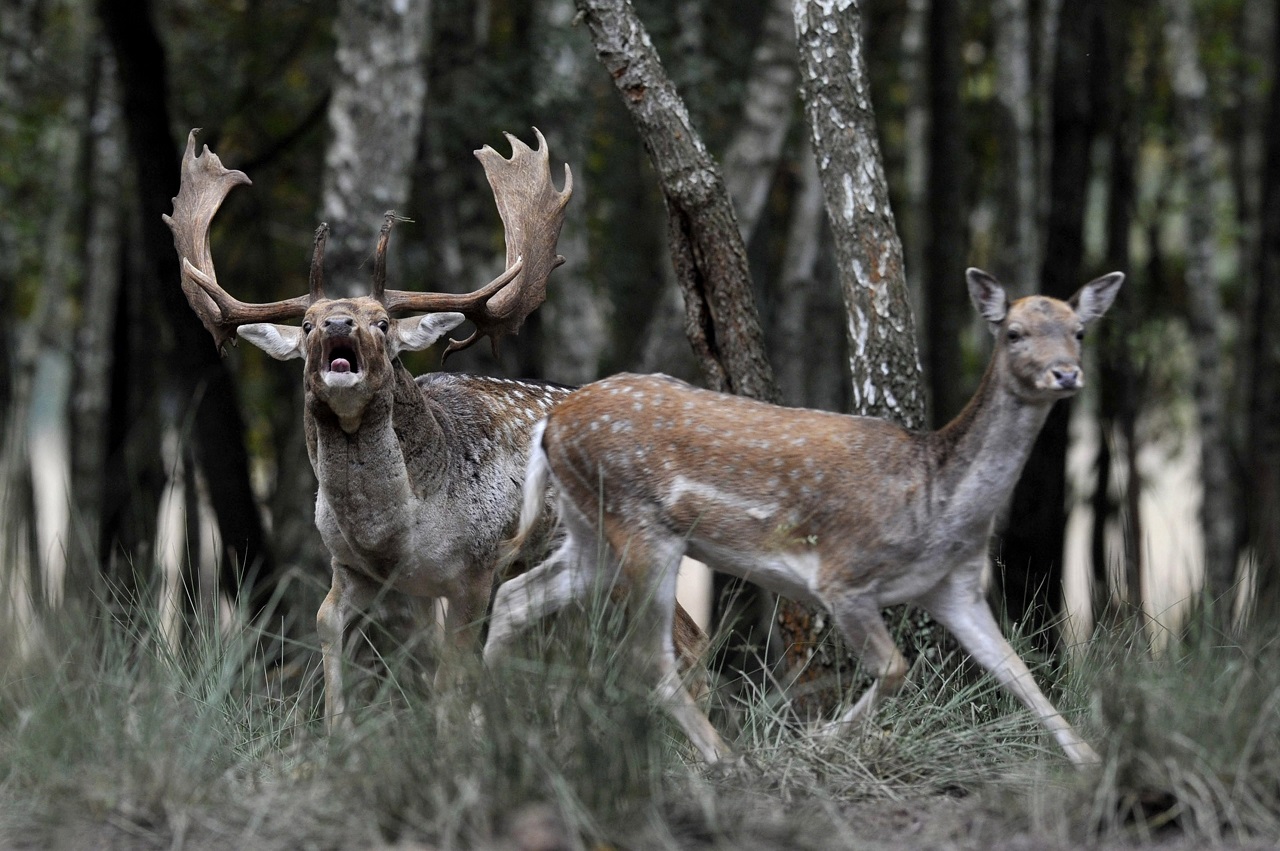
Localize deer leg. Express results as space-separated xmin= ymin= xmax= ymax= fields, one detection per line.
xmin=317 ymin=561 xmax=379 ymax=733
xmin=444 ymin=566 xmax=495 ymax=652
xmin=484 ymin=529 xmax=594 ymax=663
xmin=820 ymin=593 xmax=909 ymax=736
xmin=918 ymin=566 xmax=1099 ymax=767
xmin=611 ymin=527 xmax=734 ymax=764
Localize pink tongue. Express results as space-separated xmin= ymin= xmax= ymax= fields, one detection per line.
xmin=330 ymin=358 xmax=352 ymax=374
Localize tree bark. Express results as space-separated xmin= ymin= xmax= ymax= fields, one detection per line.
xmin=68 ymin=45 xmax=124 ymax=610
xmin=793 ymin=0 xmax=925 ymax=429
xmin=774 ymin=142 xmax=828 ymax=409
xmin=320 ymin=0 xmax=431 ymax=296
xmin=1090 ymin=2 xmax=1143 ymax=627
xmin=574 ymin=0 xmax=779 ymax=404
xmin=97 ymin=0 xmax=281 ymax=622
xmin=992 ymin=0 xmax=1039 ymax=288
xmin=922 ymin=0 xmax=968 ymax=426
xmin=1163 ymin=0 xmax=1237 ymax=608
xmin=721 ymin=0 xmax=799 ymax=244
xmin=1248 ymin=4 xmax=1280 ymax=624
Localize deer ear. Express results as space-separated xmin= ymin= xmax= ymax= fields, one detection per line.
xmin=1070 ymin=272 xmax=1124 ymax=325
xmin=966 ymin=268 xmax=1009 ymax=327
xmin=237 ymin=323 xmax=305 ymax=360
xmin=393 ymin=312 xmax=466 ymax=355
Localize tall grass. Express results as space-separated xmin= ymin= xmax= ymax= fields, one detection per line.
xmin=2 ymin=581 xmax=1280 ymax=848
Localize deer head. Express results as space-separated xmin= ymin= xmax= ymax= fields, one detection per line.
xmin=162 ymin=128 xmax=573 ymax=427
xmin=967 ymin=267 xmax=1124 ymax=404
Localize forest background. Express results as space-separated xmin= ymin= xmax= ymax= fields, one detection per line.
xmin=3 ymin=0 xmax=1280 ymax=685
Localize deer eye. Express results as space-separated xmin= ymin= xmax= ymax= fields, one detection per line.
xmin=1006 ymin=328 xmax=1022 ymax=343
xmin=375 ymin=319 xmax=390 ymax=333
xmin=303 ymin=321 xmax=314 ymax=334
xmin=1075 ymin=328 xmax=1085 ymax=341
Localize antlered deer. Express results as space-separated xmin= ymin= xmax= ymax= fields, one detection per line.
xmin=487 ymin=269 xmax=1122 ymax=767
xmin=163 ymin=128 xmax=702 ymax=730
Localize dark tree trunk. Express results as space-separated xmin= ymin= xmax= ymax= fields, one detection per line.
xmin=573 ymin=0 xmax=782 ymax=699
xmin=97 ymin=0 xmax=281 ymax=623
xmin=1249 ymin=5 xmax=1280 ymax=625
xmin=992 ymin=0 xmax=1039 ymax=289
xmin=923 ymin=0 xmax=968 ymax=426
xmin=68 ymin=45 xmax=123 ymax=610
xmin=573 ymin=0 xmax=779 ymax=404
xmin=996 ymin=0 xmax=1103 ymax=656
xmin=1091 ymin=1 xmax=1143 ymax=628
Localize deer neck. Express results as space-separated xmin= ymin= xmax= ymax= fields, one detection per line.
xmin=304 ymin=362 xmax=448 ymax=513
xmin=929 ymin=357 xmax=1055 ymax=516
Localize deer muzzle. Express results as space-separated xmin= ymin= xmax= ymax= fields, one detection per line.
xmin=321 ymin=329 xmax=362 ymax=384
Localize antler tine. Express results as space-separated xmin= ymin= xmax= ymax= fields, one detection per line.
xmin=164 ymin=129 xmax=315 ymax=354
xmin=310 ymin=223 xmax=329 ymax=301
xmin=371 ymin=212 xmax=395 ymax=302
xmin=381 ymin=128 xmax=572 ymax=358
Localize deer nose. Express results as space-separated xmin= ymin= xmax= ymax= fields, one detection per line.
xmin=323 ymin=316 xmax=355 ymax=333
xmin=1051 ymin=365 xmax=1081 ymax=389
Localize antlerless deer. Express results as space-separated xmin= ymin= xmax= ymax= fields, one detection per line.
xmin=487 ymin=269 xmax=1123 ymax=767
xmin=164 ymin=129 xmax=703 ymax=731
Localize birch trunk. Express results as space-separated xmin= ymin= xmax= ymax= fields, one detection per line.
xmin=784 ymin=0 xmax=926 ymax=711
xmin=792 ymin=0 xmax=925 ymax=429
xmin=992 ymin=0 xmax=1039 ymax=288
xmin=320 ymin=0 xmax=431 ymax=295
xmin=721 ymin=0 xmax=799 ymax=243
xmin=1163 ymin=0 xmax=1237 ymax=606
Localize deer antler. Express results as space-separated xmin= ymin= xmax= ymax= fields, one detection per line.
xmin=166 ymin=129 xmax=570 ymax=357
xmin=381 ymin=129 xmax=573 ymax=358
xmin=163 ymin=129 xmax=315 ymax=354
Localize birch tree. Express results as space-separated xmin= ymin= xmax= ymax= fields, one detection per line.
xmin=721 ymin=0 xmax=799 ymax=243
xmin=1163 ymin=0 xmax=1236 ymax=606
xmin=792 ymin=0 xmax=925 ymax=429
xmin=320 ymin=0 xmax=431 ymax=294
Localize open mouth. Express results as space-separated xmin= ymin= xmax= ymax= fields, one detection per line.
xmin=324 ymin=340 xmax=360 ymax=374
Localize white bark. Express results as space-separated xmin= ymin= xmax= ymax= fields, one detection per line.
xmin=1163 ymin=0 xmax=1237 ymax=599
xmin=792 ymin=0 xmax=925 ymax=428
xmin=774 ymin=141 xmax=827 ymax=408
xmin=722 ymin=0 xmax=799 ymax=242
xmin=993 ymin=0 xmax=1039 ymax=287
xmin=321 ymin=0 xmax=431 ymax=296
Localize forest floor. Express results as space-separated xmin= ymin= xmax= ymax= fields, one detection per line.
xmin=3 ymin=602 xmax=1279 ymax=850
